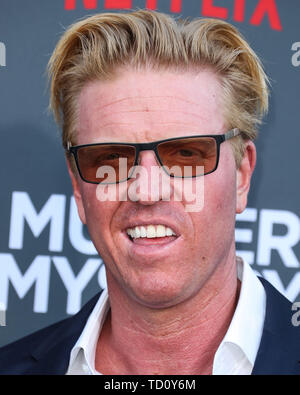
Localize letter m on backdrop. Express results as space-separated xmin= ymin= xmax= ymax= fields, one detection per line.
xmin=65 ymin=0 xmax=133 ymax=9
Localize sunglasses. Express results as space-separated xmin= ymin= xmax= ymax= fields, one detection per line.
xmin=67 ymin=128 xmax=240 ymax=184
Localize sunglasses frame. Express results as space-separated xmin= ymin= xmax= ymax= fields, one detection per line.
xmin=67 ymin=128 xmax=240 ymax=184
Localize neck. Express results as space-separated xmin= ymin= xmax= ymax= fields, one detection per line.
xmin=96 ymin=254 xmax=240 ymax=375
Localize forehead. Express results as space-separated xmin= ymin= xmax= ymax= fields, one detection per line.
xmin=77 ymin=67 xmax=226 ymax=144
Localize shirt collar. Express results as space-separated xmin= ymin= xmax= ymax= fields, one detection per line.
xmin=67 ymin=258 xmax=266 ymax=375
xmin=213 ymin=257 xmax=266 ymax=373
xmin=67 ymin=289 xmax=110 ymax=375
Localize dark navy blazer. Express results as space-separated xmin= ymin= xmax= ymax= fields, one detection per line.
xmin=0 ymin=277 xmax=299 ymax=375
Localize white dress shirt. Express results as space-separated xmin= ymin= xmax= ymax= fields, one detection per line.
xmin=66 ymin=258 xmax=266 ymax=375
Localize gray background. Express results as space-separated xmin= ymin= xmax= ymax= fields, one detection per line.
xmin=0 ymin=0 xmax=299 ymax=347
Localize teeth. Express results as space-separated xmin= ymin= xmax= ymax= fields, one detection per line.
xmin=126 ymin=224 xmax=176 ymax=239
xmin=146 ymin=225 xmax=156 ymax=238
xmin=156 ymin=225 xmax=166 ymax=237
xmin=135 ymin=226 xmax=141 ymax=238
xmin=166 ymin=227 xmax=173 ymax=236
xmin=140 ymin=226 xmax=147 ymax=238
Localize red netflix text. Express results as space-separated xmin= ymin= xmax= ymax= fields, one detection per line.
xmin=64 ymin=0 xmax=283 ymax=31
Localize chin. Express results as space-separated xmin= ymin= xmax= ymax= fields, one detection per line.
xmin=125 ymin=276 xmax=192 ymax=309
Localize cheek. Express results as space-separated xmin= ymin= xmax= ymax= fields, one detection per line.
xmin=211 ymin=146 xmax=237 ymax=213
xmin=190 ymin=156 xmax=237 ymax=248
xmin=210 ymin=172 xmax=236 ymax=213
xmin=191 ymin=181 xmax=234 ymax=231
xmin=80 ymin=185 xmax=119 ymax=242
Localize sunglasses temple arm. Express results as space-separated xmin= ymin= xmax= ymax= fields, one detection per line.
xmin=225 ymin=128 xmax=240 ymax=141
xmin=66 ymin=141 xmax=72 ymax=152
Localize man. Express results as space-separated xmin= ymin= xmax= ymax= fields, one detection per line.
xmin=0 ymin=9 xmax=299 ymax=375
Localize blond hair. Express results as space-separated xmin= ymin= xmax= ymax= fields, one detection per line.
xmin=48 ymin=9 xmax=269 ymax=167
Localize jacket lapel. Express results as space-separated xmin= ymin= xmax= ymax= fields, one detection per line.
xmin=252 ymin=277 xmax=300 ymax=375
xmin=27 ymin=291 xmax=102 ymax=375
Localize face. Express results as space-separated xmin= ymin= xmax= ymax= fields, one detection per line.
xmin=69 ymin=67 xmax=255 ymax=309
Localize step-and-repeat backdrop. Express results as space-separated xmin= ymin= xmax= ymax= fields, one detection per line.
xmin=0 ymin=0 xmax=299 ymax=347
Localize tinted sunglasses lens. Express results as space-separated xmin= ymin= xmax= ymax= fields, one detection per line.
xmin=157 ymin=137 xmax=217 ymax=177
xmin=76 ymin=145 xmax=136 ymax=183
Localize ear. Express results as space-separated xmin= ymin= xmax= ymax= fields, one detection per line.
xmin=66 ymin=157 xmax=87 ymax=224
xmin=236 ymin=141 xmax=256 ymax=214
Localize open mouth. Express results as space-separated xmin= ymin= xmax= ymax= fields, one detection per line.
xmin=125 ymin=224 xmax=178 ymax=245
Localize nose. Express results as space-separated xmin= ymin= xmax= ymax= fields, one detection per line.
xmin=128 ymin=150 xmax=172 ymax=205
xmin=137 ymin=149 xmax=160 ymax=168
